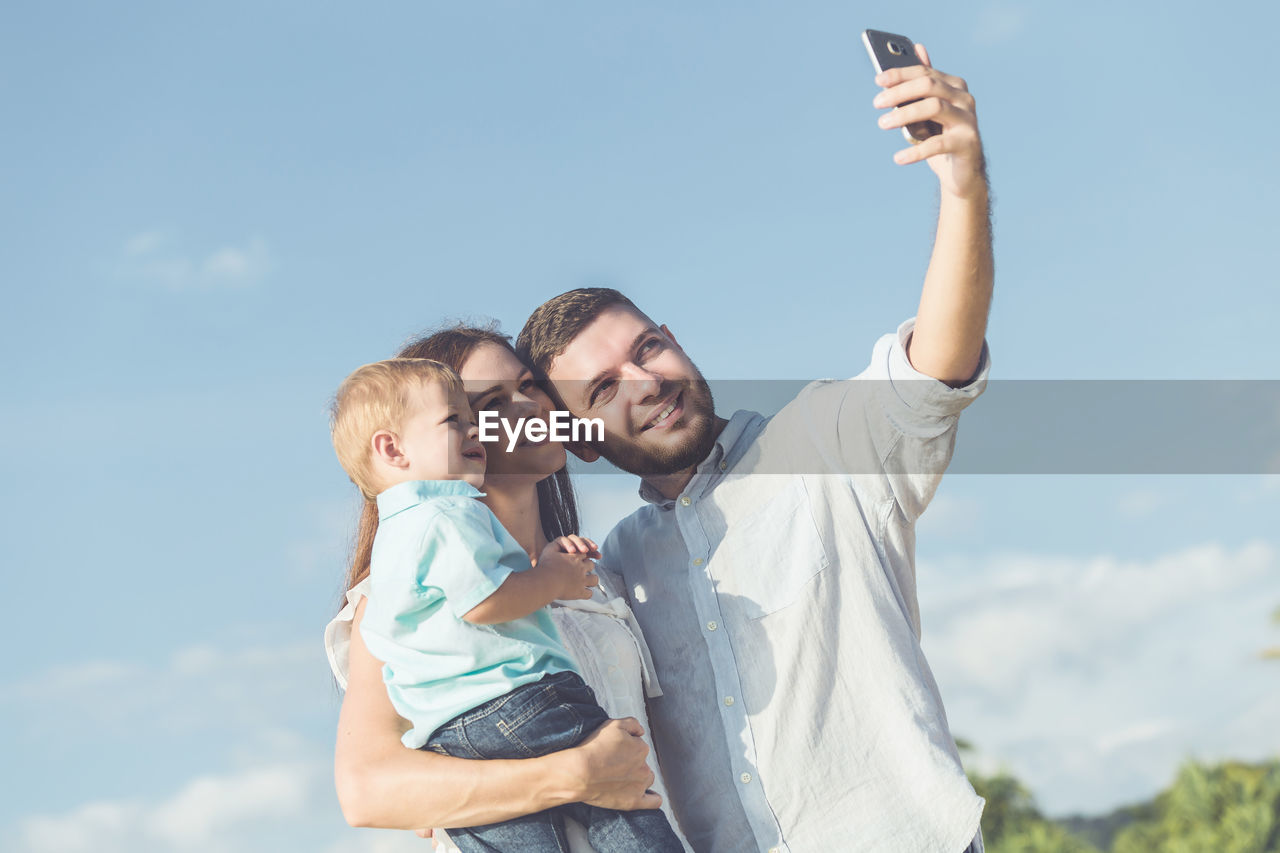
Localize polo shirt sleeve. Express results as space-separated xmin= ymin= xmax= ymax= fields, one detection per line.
xmin=416 ymin=501 xmax=523 ymax=618
xmin=775 ymin=318 xmax=990 ymax=524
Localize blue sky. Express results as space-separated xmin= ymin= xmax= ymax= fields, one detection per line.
xmin=3 ymin=2 xmax=1279 ymax=849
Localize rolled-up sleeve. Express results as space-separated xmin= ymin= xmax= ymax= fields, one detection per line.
xmin=770 ymin=318 xmax=991 ymax=523
xmin=872 ymin=317 xmax=990 ymax=521
xmin=885 ymin=317 xmax=990 ymax=418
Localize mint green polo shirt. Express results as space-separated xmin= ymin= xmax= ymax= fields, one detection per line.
xmin=359 ymin=480 xmax=577 ymax=748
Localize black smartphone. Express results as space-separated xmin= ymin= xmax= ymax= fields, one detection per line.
xmin=862 ymin=28 xmax=942 ymax=143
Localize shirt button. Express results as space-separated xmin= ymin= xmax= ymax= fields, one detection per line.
xmin=724 ymin=696 xmax=735 ymax=707
xmin=740 ymin=772 xmax=752 ymax=784
xmin=768 ymin=848 xmax=779 ymax=853
xmin=692 ymin=557 xmax=704 ymax=567
xmin=719 ymin=460 xmax=728 ymax=471
xmin=706 ymin=621 xmax=717 ymax=631
xmin=679 ymin=496 xmax=692 ymax=506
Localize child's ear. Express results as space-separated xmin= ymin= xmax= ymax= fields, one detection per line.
xmin=564 ymin=439 xmax=601 ymax=464
xmin=371 ymin=430 xmax=407 ymax=468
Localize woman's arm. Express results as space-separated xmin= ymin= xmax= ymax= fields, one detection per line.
xmin=335 ymin=598 xmax=661 ymax=829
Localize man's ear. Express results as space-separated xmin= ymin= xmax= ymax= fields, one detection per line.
xmin=371 ymin=430 xmax=407 ymax=468
xmin=659 ymin=323 xmax=683 ymax=351
xmin=564 ymin=439 xmax=601 ymax=464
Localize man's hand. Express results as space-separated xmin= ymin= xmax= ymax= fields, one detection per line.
xmin=873 ymin=44 xmax=986 ymax=201
xmin=571 ymin=717 xmax=663 ymax=811
xmin=539 ymin=535 xmax=601 ymax=601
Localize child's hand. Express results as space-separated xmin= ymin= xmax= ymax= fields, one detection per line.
xmin=539 ymin=536 xmax=601 ymax=601
xmin=549 ymin=534 xmax=601 ymax=560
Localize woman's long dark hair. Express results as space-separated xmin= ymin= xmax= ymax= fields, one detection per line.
xmin=341 ymin=323 xmax=581 ymax=603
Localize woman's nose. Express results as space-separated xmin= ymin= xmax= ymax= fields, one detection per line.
xmin=511 ymin=393 xmax=541 ymax=418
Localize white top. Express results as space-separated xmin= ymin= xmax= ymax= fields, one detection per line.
xmin=326 ymin=572 xmax=692 ymax=853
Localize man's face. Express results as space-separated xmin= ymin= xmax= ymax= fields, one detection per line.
xmin=546 ymin=305 xmax=716 ymax=477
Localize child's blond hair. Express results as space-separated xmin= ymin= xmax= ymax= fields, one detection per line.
xmin=331 ymin=358 xmax=464 ymax=498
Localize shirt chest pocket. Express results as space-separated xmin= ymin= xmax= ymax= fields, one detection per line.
xmin=712 ymin=479 xmax=831 ymax=620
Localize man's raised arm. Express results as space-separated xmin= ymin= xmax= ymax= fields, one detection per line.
xmin=874 ymin=43 xmax=993 ymax=387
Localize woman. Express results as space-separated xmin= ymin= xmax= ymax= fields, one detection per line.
xmin=324 ymin=324 xmax=691 ymax=852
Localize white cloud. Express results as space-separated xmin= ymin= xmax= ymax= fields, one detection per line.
xmin=123 ymin=230 xmax=165 ymax=257
xmin=200 ymin=238 xmax=269 ymax=284
xmin=973 ymin=2 xmax=1030 ymax=46
xmin=18 ymin=762 xmax=319 ymax=853
xmin=1234 ymin=474 xmax=1280 ymax=503
xmin=1113 ymin=488 xmax=1173 ymax=519
xmin=117 ymin=231 xmax=270 ymax=290
xmin=144 ymin=764 xmax=310 ymax=846
xmin=918 ymin=492 xmax=984 ymax=537
xmin=1094 ymin=718 xmax=1178 ymax=756
xmin=920 ymin=540 xmax=1280 ymax=815
xmin=3 ymin=640 xmax=323 ymax=739
xmin=13 ymin=751 xmax=445 ymax=853
xmin=22 ymin=801 xmax=144 ymax=853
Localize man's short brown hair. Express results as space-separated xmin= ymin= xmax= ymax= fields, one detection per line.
xmin=516 ymin=287 xmax=647 ymax=377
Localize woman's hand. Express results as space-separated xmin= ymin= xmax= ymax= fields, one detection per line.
xmin=414 ymin=827 xmax=461 ymax=852
xmin=338 ymin=598 xmax=641 ymax=829
xmin=572 ymin=717 xmax=663 ymax=811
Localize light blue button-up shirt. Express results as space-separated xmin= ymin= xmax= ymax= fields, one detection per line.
xmin=360 ymin=480 xmax=576 ymax=748
xmin=600 ymin=320 xmax=989 ymax=853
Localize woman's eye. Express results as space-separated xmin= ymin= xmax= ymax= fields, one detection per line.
xmin=519 ymin=379 xmax=536 ymax=392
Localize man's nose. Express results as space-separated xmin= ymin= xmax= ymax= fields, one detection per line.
xmin=619 ymin=362 xmax=663 ymax=400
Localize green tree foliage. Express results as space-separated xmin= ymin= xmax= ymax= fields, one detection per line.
xmin=966 ymin=767 xmax=1102 ymax=853
xmin=960 ymin=740 xmax=1280 ymax=852
xmin=1111 ymin=760 xmax=1280 ymax=853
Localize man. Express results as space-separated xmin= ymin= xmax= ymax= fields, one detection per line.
xmin=515 ymin=48 xmax=993 ymax=853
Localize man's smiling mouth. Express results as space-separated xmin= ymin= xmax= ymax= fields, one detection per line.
xmin=642 ymin=393 xmax=682 ymax=431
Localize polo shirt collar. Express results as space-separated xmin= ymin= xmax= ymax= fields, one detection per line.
xmin=376 ymin=479 xmax=484 ymax=520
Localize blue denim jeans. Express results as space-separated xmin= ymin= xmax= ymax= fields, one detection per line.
xmin=426 ymin=670 xmax=683 ymax=852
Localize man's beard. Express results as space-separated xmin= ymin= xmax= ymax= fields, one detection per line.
xmin=596 ymin=374 xmax=717 ymax=478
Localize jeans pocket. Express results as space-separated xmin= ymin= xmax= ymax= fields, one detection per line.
xmin=497 ymin=698 xmax=586 ymax=757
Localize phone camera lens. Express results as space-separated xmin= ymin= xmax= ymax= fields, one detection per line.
xmin=887 ymin=41 xmax=905 ymax=56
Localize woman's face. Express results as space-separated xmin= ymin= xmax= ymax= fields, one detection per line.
xmin=459 ymin=342 xmax=567 ymax=481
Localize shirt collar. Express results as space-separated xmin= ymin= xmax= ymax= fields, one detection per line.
xmin=638 ymin=410 xmax=759 ymax=509
xmin=376 ymin=479 xmax=484 ymax=520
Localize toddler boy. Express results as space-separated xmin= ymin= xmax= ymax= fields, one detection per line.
xmin=330 ymin=358 xmax=682 ymax=853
